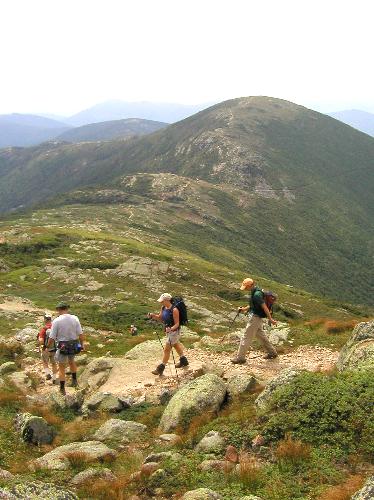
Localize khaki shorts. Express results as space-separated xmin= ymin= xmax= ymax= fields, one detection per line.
xmin=41 ymin=349 xmax=56 ymax=364
xmin=166 ymin=329 xmax=181 ymax=346
xmin=55 ymin=349 xmax=75 ymax=365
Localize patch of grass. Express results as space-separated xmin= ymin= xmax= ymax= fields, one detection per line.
xmin=317 ymin=474 xmax=364 ymax=500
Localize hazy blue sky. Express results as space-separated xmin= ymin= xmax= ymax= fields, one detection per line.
xmin=1 ymin=0 xmax=373 ymax=116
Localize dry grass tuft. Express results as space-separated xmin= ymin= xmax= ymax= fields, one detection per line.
xmin=54 ymin=415 xmax=106 ymax=446
xmin=324 ymin=320 xmax=359 ymax=334
xmin=236 ymin=452 xmax=263 ymax=489
xmin=64 ymin=450 xmax=91 ymax=469
xmin=275 ymin=434 xmax=311 ymax=463
xmin=317 ymin=474 xmax=364 ymax=500
xmin=0 ymin=387 xmax=24 ymax=406
xmin=25 ymin=403 xmax=63 ymax=427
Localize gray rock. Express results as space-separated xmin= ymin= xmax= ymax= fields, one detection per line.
xmin=159 ymin=388 xmax=175 ymax=405
xmin=51 ymin=390 xmax=85 ymax=411
xmin=337 ymin=321 xmax=374 ymax=372
xmin=144 ymin=451 xmax=182 ymax=464
xmin=255 ymin=368 xmax=302 ymax=409
xmin=0 ymin=469 xmax=14 ymax=481
xmin=239 ymin=496 xmax=264 ymax=500
xmin=93 ymin=418 xmax=147 ymax=445
xmin=15 ymin=412 xmax=56 ymax=445
xmin=117 ymin=395 xmax=134 ymax=408
xmin=159 ymin=374 xmax=227 ymax=432
xmin=195 ymin=431 xmax=225 ymax=454
xmin=79 ymin=357 xmax=114 ymax=391
xmin=227 ymin=373 xmax=257 ymax=397
xmin=0 ymin=489 xmax=16 ymax=500
xmin=201 ymin=363 xmax=225 ymax=378
xmin=182 ymin=488 xmax=222 ymax=500
xmin=351 ymin=475 xmax=374 ymax=500
xmin=1 ymin=481 xmax=77 ymax=499
xmin=75 ymin=354 xmax=89 ymax=366
xmin=7 ymin=371 xmax=32 ymax=392
xmin=14 ymin=327 xmax=38 ymax=343
xmin=83 ymin=392 xmax=123 ymax=413
xmin=32 ymin=441 xmax=116 ymax=471
xmin=0 ymin=259 xmax=10 ymax=273
xmin=0 ymin=362 xmax=17 ymax=376
xmin=198 ymin=460 xmax=235 ymax=472
xmin=157 ymin=433 xmax=181 ymax=445
xmin=124 ymin=340 xmax=162 ymax=361
xmin=71 ymin=467 xmax=116 ymax=486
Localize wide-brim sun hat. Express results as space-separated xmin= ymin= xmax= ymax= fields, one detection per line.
xmin=157 ymin=293 xmax=172 ymax=302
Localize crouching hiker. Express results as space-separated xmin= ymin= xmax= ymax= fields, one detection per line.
xmin=48 ymin=302 xmax=84 ymax=395
xmin=231 ymin=277 xmax=278 ymax=364
xmin=38 ymin=312 xmax=58 ymax=383
xmin=149 ymin=293 xmax=189 ymax=375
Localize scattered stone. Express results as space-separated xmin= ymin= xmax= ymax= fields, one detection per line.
xmin=225 ymin=445 xmax=239 ymax=463
xmin=141 ymin=462 xmax=160 ymax=477
xmin=71 ymin=467 xmax=116 ymax=486
xmin=195 ymin=431 xmax=225 ymax=455
xmin=226 ymin=373 xmax=257 ymax=397
xmin=79 ymin=357 xmax=114 ymax=391
xmin=51 ymin=390 xmax=85 ymax=411
xmin=182 ymin=487 xmax=222 ymax=499
xmin=15 ymin=412 xmax=56 ymax=445
xmin=7 ymin=371 xmax=32 ymax=392
xmin=251 ymin=435 xmax=265 ymax=448
xmin=93 ymin=419 xmax=147 ymax=445
xmin=239 ymin=496 xmax=264 ymax=500
xmin=32 ymin=441 xmax=116 ymax=471
xmin=351 ymin=475 xmax=374 ymax=500
xmin=0 ymin=362 xmax=17 ymax=376
xmin=337 ymin=321 xmax=374 ymax=372
xmin=157 ymin=433 xmax=181 ymax=445
xmin=1 ymin=481 xmax=77 ymax=499
xmin=198 ymin=460 xmax=235 ymax=472
xmin=83 ymin=392 xmax=123 ymax=413
xmin=159 ymin=374 xmax=227 ymax=432
xmin=255 ymin=368 xmax=302 ymax=409
xmin=143 ymin=451 xmax=182 ymax=464
xmin=0 ymin=469 xmax=14 ymax=481
xmin=117 ymin=395 xmax=134 ymax=408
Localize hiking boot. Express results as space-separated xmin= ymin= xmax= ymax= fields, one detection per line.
xmin=263 ymin=353 xmax=278 ymax=360
xmin=70 ymin=379 xmax=78 ymax=388
xmin=46 ymin=374 xmax=52 ymax=381
xmin=176 ymin=356 xmax=189 ymax=368
xmin=231 ymin=357 xmax=246 ymax=364
xmin=152 ymin=363 xmax=165 ymax=375
xmin=59 ymin=387 xmax=66 ymax=395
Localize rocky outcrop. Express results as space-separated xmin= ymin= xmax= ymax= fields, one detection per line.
xmin=15 ymin=413 xmax=56 ymax=445
xmin=32 ymin=441 xmax=116 ymax=471
xmin=255 ymin=368 xmax=302 ymax=409
xmin=182 ymin=489 xmax=222 ymax=500
xmin=337 ymin=321 xmax=374 ymax=372
xmin=351 ymin=476 xmax=374 ymax=500
xmin=79 ymin=357 xmax=114 ymax=391
xmin=93 ymin=419 xmax=147 ymax=445
xmin=159 ymin=374 xmax=227 ymax=432
xmin=195 ymin=431 xmax=225 ymax=454
xmin=0 ymin=482 xmax=77 ymax=499
xmin=226 ymin=373 xmax=257 ymax=397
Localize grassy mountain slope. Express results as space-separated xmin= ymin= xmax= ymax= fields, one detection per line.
xmin=0 ymin=114 xmax=72 ymax=147
xmin=57 ymin=118 xmax=168 ymax=143
xmin=0 ymin=97 xmax=373 ymax=303
xmin=329 ymin=109 xmax=374 ymax=136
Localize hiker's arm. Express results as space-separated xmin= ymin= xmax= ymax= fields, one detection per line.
xmin=166 ymin=308 xmax=180 ymax=332
xmin=38 ymin=329 xmax=46 ymax=349
xmin=262 ymin=303 xmax=277 ymax=325
xmin=76 ymin=319 xmax=84 ymax=349
xmin=238 ymin=306 xmax=250 ymax=314
xmin=149 ymin=308 xmax=163 ymax=321
xmin=79 ymin=332 xmax=84 ymax=350
xmin=47 ymin=323 xmax=57 ymax=348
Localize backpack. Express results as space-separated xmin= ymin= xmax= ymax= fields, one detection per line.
xmin=263 ymin=290 xmax=277 ymax=312
xmin=171 ymin=296 xmax=188 ymax=325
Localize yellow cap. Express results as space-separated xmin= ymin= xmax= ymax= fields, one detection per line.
xmin=240 ymin=278 xmax=254 ymax=290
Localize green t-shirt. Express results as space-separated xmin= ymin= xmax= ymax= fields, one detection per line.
xmin=249 ymin=288 xmax=266 ymax=318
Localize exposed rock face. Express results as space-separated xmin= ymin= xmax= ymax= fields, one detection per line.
xmin=226 ymin=373 xmax=257 ymax=397
xmin=159 ymin=374 xmax=227 ymax=432
xmin=32 ymin=441 xmax=116 ymax=471
xmin=337 ymin=321 xmax=374 ymax=372
xmin=0 ymin=362 xmax=17 ymax=376
xmin=93 ymin=419 xmax=147 ymax=445
xmin=79 ymin=357 xmax=114 ymax=391
xmin=15 ymin=413 xmax=56 ymax=445
xmin=195 ymin=431 xmax=225 ymax=454
xmin=70 ymin=467 xmax=116 ymax=486
xmin=182 ymin=489 xmax=222 ymax=500
xmin=351 ymin=476 xmax=374 ymax=500
xmin=255 ymin=368 xmax=302 ymax=409
xmin=0 ymin=481 xmax=77 ymax=499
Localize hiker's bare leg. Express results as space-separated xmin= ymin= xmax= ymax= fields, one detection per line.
xmin=162 ymin=343 xmax=171 ymax=364
xmin=58 ymin=363 xmax=66 ymax=382
xmin=174 ymin=342 xmax=184 ymax=357
xmin=68 ymin=359 xmax=77 ymax=373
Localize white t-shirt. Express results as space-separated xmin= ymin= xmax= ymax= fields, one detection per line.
xmin=50 ymin=313 xmax=82 ymax=342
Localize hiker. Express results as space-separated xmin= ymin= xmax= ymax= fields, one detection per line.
xmin=149 ymin=293 xmax=189 ymax=375
xmin=130 ymin=324 xmax=138 ymax=336
xmin=38 ymin=312 xmax=58 ymax=383
xmin=47 ymin=302 xmax=84 ymax=395
xmin=231 ymin=278 xmax=278 ymax=364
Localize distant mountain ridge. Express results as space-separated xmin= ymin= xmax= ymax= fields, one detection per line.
xmin=57 ymin=118 xmax=168 ymax=143
xmin=328 ymin=109 xmax=374 ymax=136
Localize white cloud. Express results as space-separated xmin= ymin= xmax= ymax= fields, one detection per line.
xmin=0 ymin=0 xmax=373 ymax=115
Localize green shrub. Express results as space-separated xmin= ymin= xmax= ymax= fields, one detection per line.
xmin=262 ymin=370 xmax=374 ymax=457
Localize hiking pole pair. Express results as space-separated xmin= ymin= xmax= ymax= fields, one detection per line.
xmin=150 ymin=319 xmax=180 ymax=386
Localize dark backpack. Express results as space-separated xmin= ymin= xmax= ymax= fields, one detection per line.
xmin=171 ymin=296 xmax=188 ymax=325
xmin=263 ymin=290 xmax=277 ymax=311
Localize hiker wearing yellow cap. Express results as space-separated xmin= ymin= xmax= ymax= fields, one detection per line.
xmin=149 ymin=293 xmax=189 ymax=375
xmin=231 ymin=277 xmax=278 ymax=364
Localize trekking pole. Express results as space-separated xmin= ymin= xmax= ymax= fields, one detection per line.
xmin=229 ymin=310 xmax=241 ymax=328
xmin=168 ymin=337 xmax=180 ymax=387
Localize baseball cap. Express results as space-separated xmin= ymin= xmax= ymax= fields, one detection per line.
xmin=44 ymin=311 xmax=52 ymax=319
xmin=240 ymin=278 xmax=254 ymax=290
xmin=157 ymin=293 xmax=172 ymax=302
xmin=56 ymin=302 xmax=69 ymax=310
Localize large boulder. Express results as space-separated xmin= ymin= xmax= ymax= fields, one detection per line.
xmin=351 ymin=476 xmax=374 ymax=500
xmin=70 ymin=467 xmax=116 ymax=486
xmin=14 ymin=327 xmax=38 ymax=344
xmin=255 ymin=368 xmax=302 ymax=409
xmin=226 ymin=373 xmax=257 ymax=398
xmin=15 ymin=412 xmax=56 ymax=445
xmin=159 ymin=374 xmax=227 ymax=432
xmin=337 ymin=321 xmax=374 ymax=372
xmin=83 ymin=392 xmax=124 ymax=413
xmin=51 ymin=390 xmax=85 ymax=411
xmin=93 ymin=419 xmax=147 ymax=445
xmin=195 ymin=431 xmax=225 ymax=454
xmin=79 ymin=357 xmax=114 ymax=391
xmin=182 ymin=489 xmax=222 ymax=500
xmin=124 ymin=340 xmax=161 ymax=360
xmin=32 ymin=441 xmax=116 ymax=471
xmin=0 ymin=362 xmax=17 ymax=376
xmin=0 ymin=481 xmax=77 ymax=499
